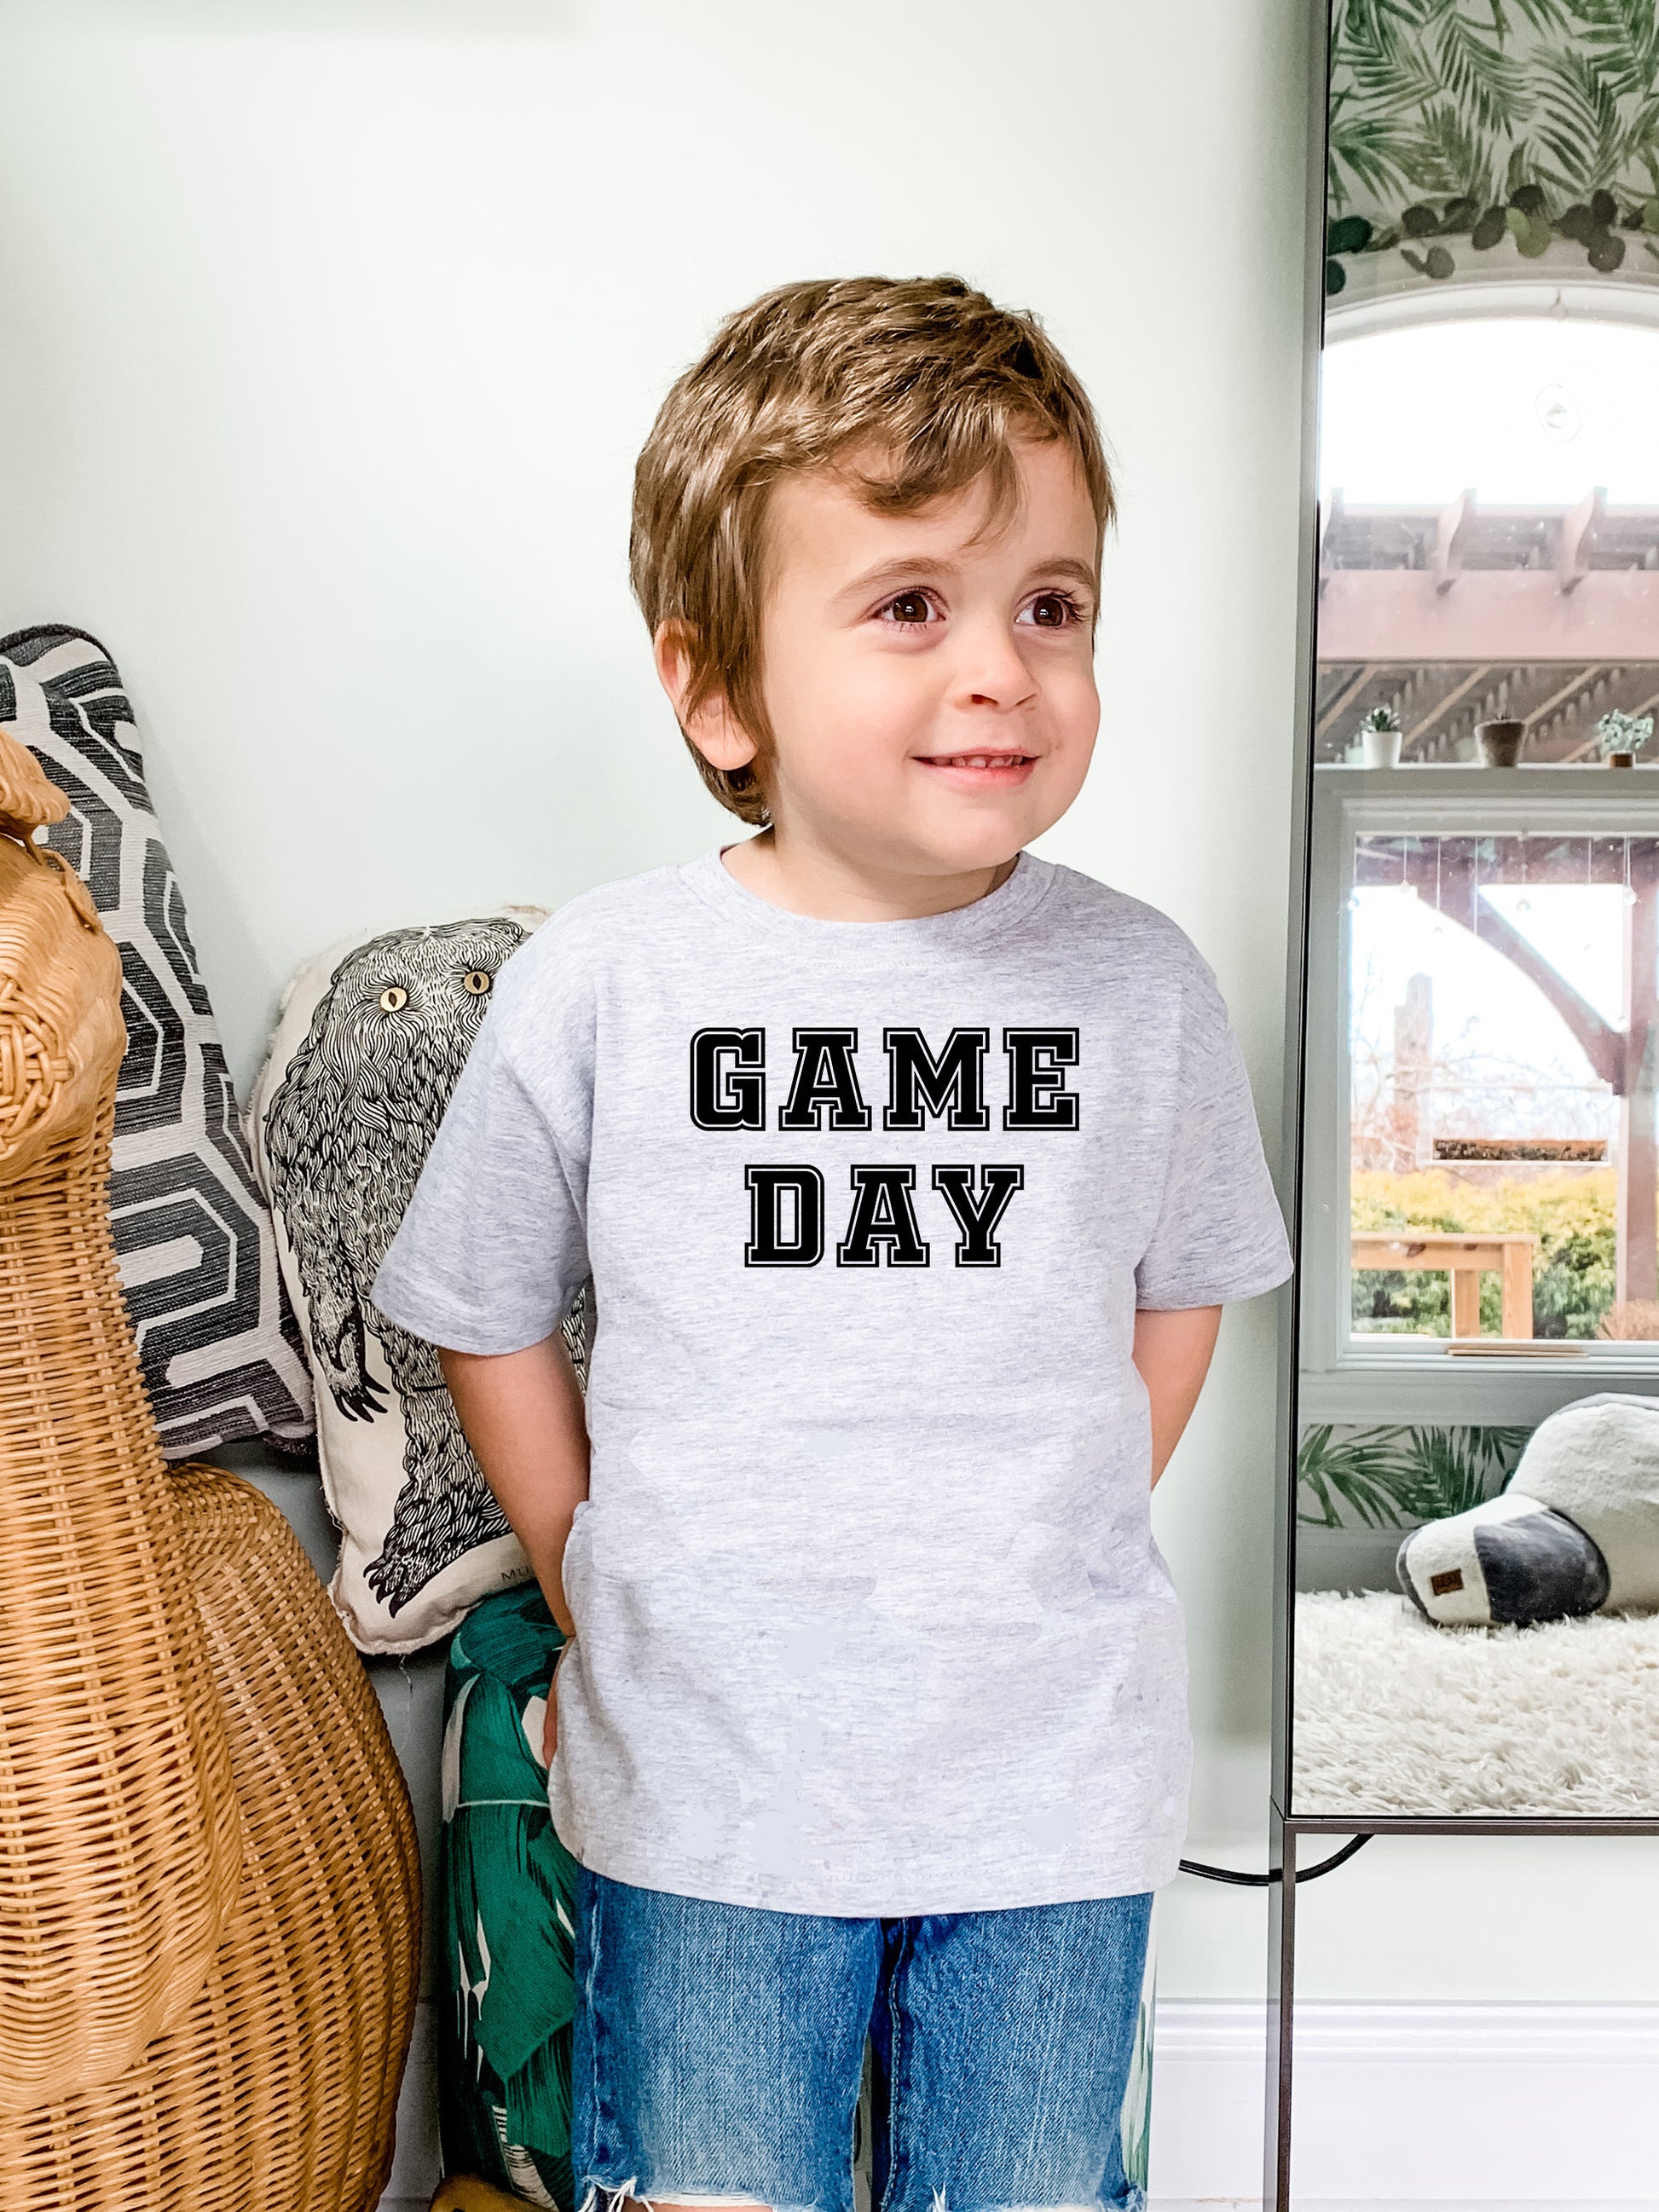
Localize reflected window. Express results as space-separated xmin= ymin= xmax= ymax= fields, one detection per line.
xmin=1316 ymin=316 xmax=1659 ymax=767
xmin=1349 ymin=831 xmax=1658 ymax=1345
xmin=1298 ymin=302 xmax=1659 ymax=1414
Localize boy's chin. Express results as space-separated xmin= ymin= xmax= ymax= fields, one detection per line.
xmin=897 ymin=817 xmax=1034 ymax=879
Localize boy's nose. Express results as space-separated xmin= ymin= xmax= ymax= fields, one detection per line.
xmin=948 ymin=619 xmax=1038 ymax=713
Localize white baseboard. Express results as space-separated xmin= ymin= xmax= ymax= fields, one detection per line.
xmin=1149 ymin=2000 xmax=1659 ymax=2205
xmin=383 ymin=1995 xmax=1659 ymax=2209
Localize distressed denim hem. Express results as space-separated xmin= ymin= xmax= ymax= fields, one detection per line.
xmin=577 ymin=2179 xmax=821 ymax=2212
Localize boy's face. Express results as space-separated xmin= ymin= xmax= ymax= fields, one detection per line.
xmin=685 ymin=437 xmax=1100 ymax=883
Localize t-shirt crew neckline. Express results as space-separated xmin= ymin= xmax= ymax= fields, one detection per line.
xmin=682 ymin=842 xmax=1055 ymax=946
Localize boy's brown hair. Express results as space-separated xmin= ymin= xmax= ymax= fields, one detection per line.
xmin=631 ymin=274 xmax=1114 ymax=825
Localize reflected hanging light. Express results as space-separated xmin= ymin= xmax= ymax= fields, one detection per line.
xmin=1535 ymin=382 xmax=1581 ymax=441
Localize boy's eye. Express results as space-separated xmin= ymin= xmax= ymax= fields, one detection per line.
xmin=1020 ymin=591 xmax=1083 ymax=629
xmin=877 ymin=589 xmax=939 ymax=626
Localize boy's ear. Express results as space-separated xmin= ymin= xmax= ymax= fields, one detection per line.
xmin=653 ymin=624 xmax=759 ymax=775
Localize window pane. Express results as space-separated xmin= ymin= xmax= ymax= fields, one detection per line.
xmin=1349 ymin=831 xmax=1659 ymax=1343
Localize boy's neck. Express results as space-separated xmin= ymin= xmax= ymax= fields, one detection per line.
xmin=720 ymin=826 xmax=1020 ymax=923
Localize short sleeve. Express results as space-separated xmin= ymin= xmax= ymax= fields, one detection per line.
xmin=1134 ymin=964 xmax=1292 ymax=1312
xmin=372 ymin=1011 xmax=589 ymax=1355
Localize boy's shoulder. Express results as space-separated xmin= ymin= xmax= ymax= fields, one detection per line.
xmin=1038 ymin=860 xmax=1218 ymax=988
xmin=483 ymin=862 xmax=705 ymax=1062
xmin=540 ymin=860 xmax=691 ymax=948
xmin=497 ymin=861 xmax=690 ymax=992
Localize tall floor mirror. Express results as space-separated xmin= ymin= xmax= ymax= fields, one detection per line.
xmin=1270 ymin=3 xmax=1659 ymax=2198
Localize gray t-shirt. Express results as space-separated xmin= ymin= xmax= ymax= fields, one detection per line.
xmin=373 ymin=846 xmax=1291 ymax=1915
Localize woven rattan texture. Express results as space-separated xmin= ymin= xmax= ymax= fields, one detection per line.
xmin=0 ymin=749 xmax=118 ymax=1181
xmin=0 ymin=722 xmax=67 ymax=844
xmin=0 ymin=1465 xmax=422 ymax=2207
xmin=0 ymin=800 xmax=245 ymax=2113
xmin=2 ymin=731 xmax=418 ymax=2194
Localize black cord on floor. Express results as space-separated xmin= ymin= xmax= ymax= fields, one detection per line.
xmin=1177 ymin=1833 xmax=1373 ymax=1886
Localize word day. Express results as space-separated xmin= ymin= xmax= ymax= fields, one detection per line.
xmin=688 ymin=1025 xmax=1081 ymax=1268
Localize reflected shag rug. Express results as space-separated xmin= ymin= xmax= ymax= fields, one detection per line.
xmin=1293 ymin=1591 xmax=1659 ymax=1816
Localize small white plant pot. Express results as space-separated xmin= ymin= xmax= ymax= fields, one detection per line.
xmin=1361 ymin=728 xmax=1402 ymax=769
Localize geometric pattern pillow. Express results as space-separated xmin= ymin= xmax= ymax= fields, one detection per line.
xmin=0 ymin=623 xmax=313 ymax=1457
xmin=438 ymin=1583 xmax=578 ymax=2210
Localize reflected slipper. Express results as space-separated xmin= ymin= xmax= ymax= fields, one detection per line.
xmin=1396 ymin=1493 xmax=1610 ymax=1627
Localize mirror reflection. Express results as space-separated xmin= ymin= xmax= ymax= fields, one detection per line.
xmin=1292 ymin=27 xmax=1659 ymax=1816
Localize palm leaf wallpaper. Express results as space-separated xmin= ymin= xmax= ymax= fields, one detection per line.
xmin=1298 ymin=1421 xmax=1533 ymax=1526
xmin=1327 ymin=0 xmax=1659 ymax=296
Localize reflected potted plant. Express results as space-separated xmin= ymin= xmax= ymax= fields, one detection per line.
xmin=1357 ymin=705 xmax=1403 ymax=769
xmin=1475 ymin=716 xmax=1526 ymax=766
xmin=1596 ymin=709 xmax=1654 ymax=769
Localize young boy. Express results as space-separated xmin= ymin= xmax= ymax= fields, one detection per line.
xmin=373 ymin=274 xmax=1291 ymax=2212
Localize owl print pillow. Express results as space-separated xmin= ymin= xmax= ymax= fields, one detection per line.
xmin=249 ymin=907 xmax=586 ymax=1654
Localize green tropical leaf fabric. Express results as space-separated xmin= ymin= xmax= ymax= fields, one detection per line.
xmin=438 ymin=1584 xmax=577 ymax=2209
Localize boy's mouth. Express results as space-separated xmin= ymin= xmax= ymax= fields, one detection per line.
xmin=914 ymin=750 xmax=1037 ymax=786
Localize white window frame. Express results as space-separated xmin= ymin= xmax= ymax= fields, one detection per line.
xmin=1301 ymin=763 xmax=1659 ymax=1424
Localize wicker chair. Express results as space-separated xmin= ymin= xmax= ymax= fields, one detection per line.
xmin=0 ymin=726 xmax=421 ymax=2207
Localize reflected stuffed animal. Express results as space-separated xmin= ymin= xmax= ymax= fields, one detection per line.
xmin=1397 ymin=1395 xmax=1659 ymax=1628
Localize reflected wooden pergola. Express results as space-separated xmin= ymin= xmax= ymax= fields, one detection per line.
xmin=1316 ymin=497 xmax=1659 ymax=767
xmin=1356 ymin=831 xmax=1659 ymax=1304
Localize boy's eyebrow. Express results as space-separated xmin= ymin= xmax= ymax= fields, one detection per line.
xmin=835 ymin=555 xmax=966 ymax=600
xmin=1030 ymin=557 xmax=1100 ymax=597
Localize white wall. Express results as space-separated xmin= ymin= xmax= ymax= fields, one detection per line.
xmin=0 ymin=0 xmax=1311 ymax=1089
xmin=11 ymin=0 xmax=1646 ymax=2046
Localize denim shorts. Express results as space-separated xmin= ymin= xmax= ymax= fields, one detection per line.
xmin=572 ymin=1870 xmax=1152 ymax=2212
